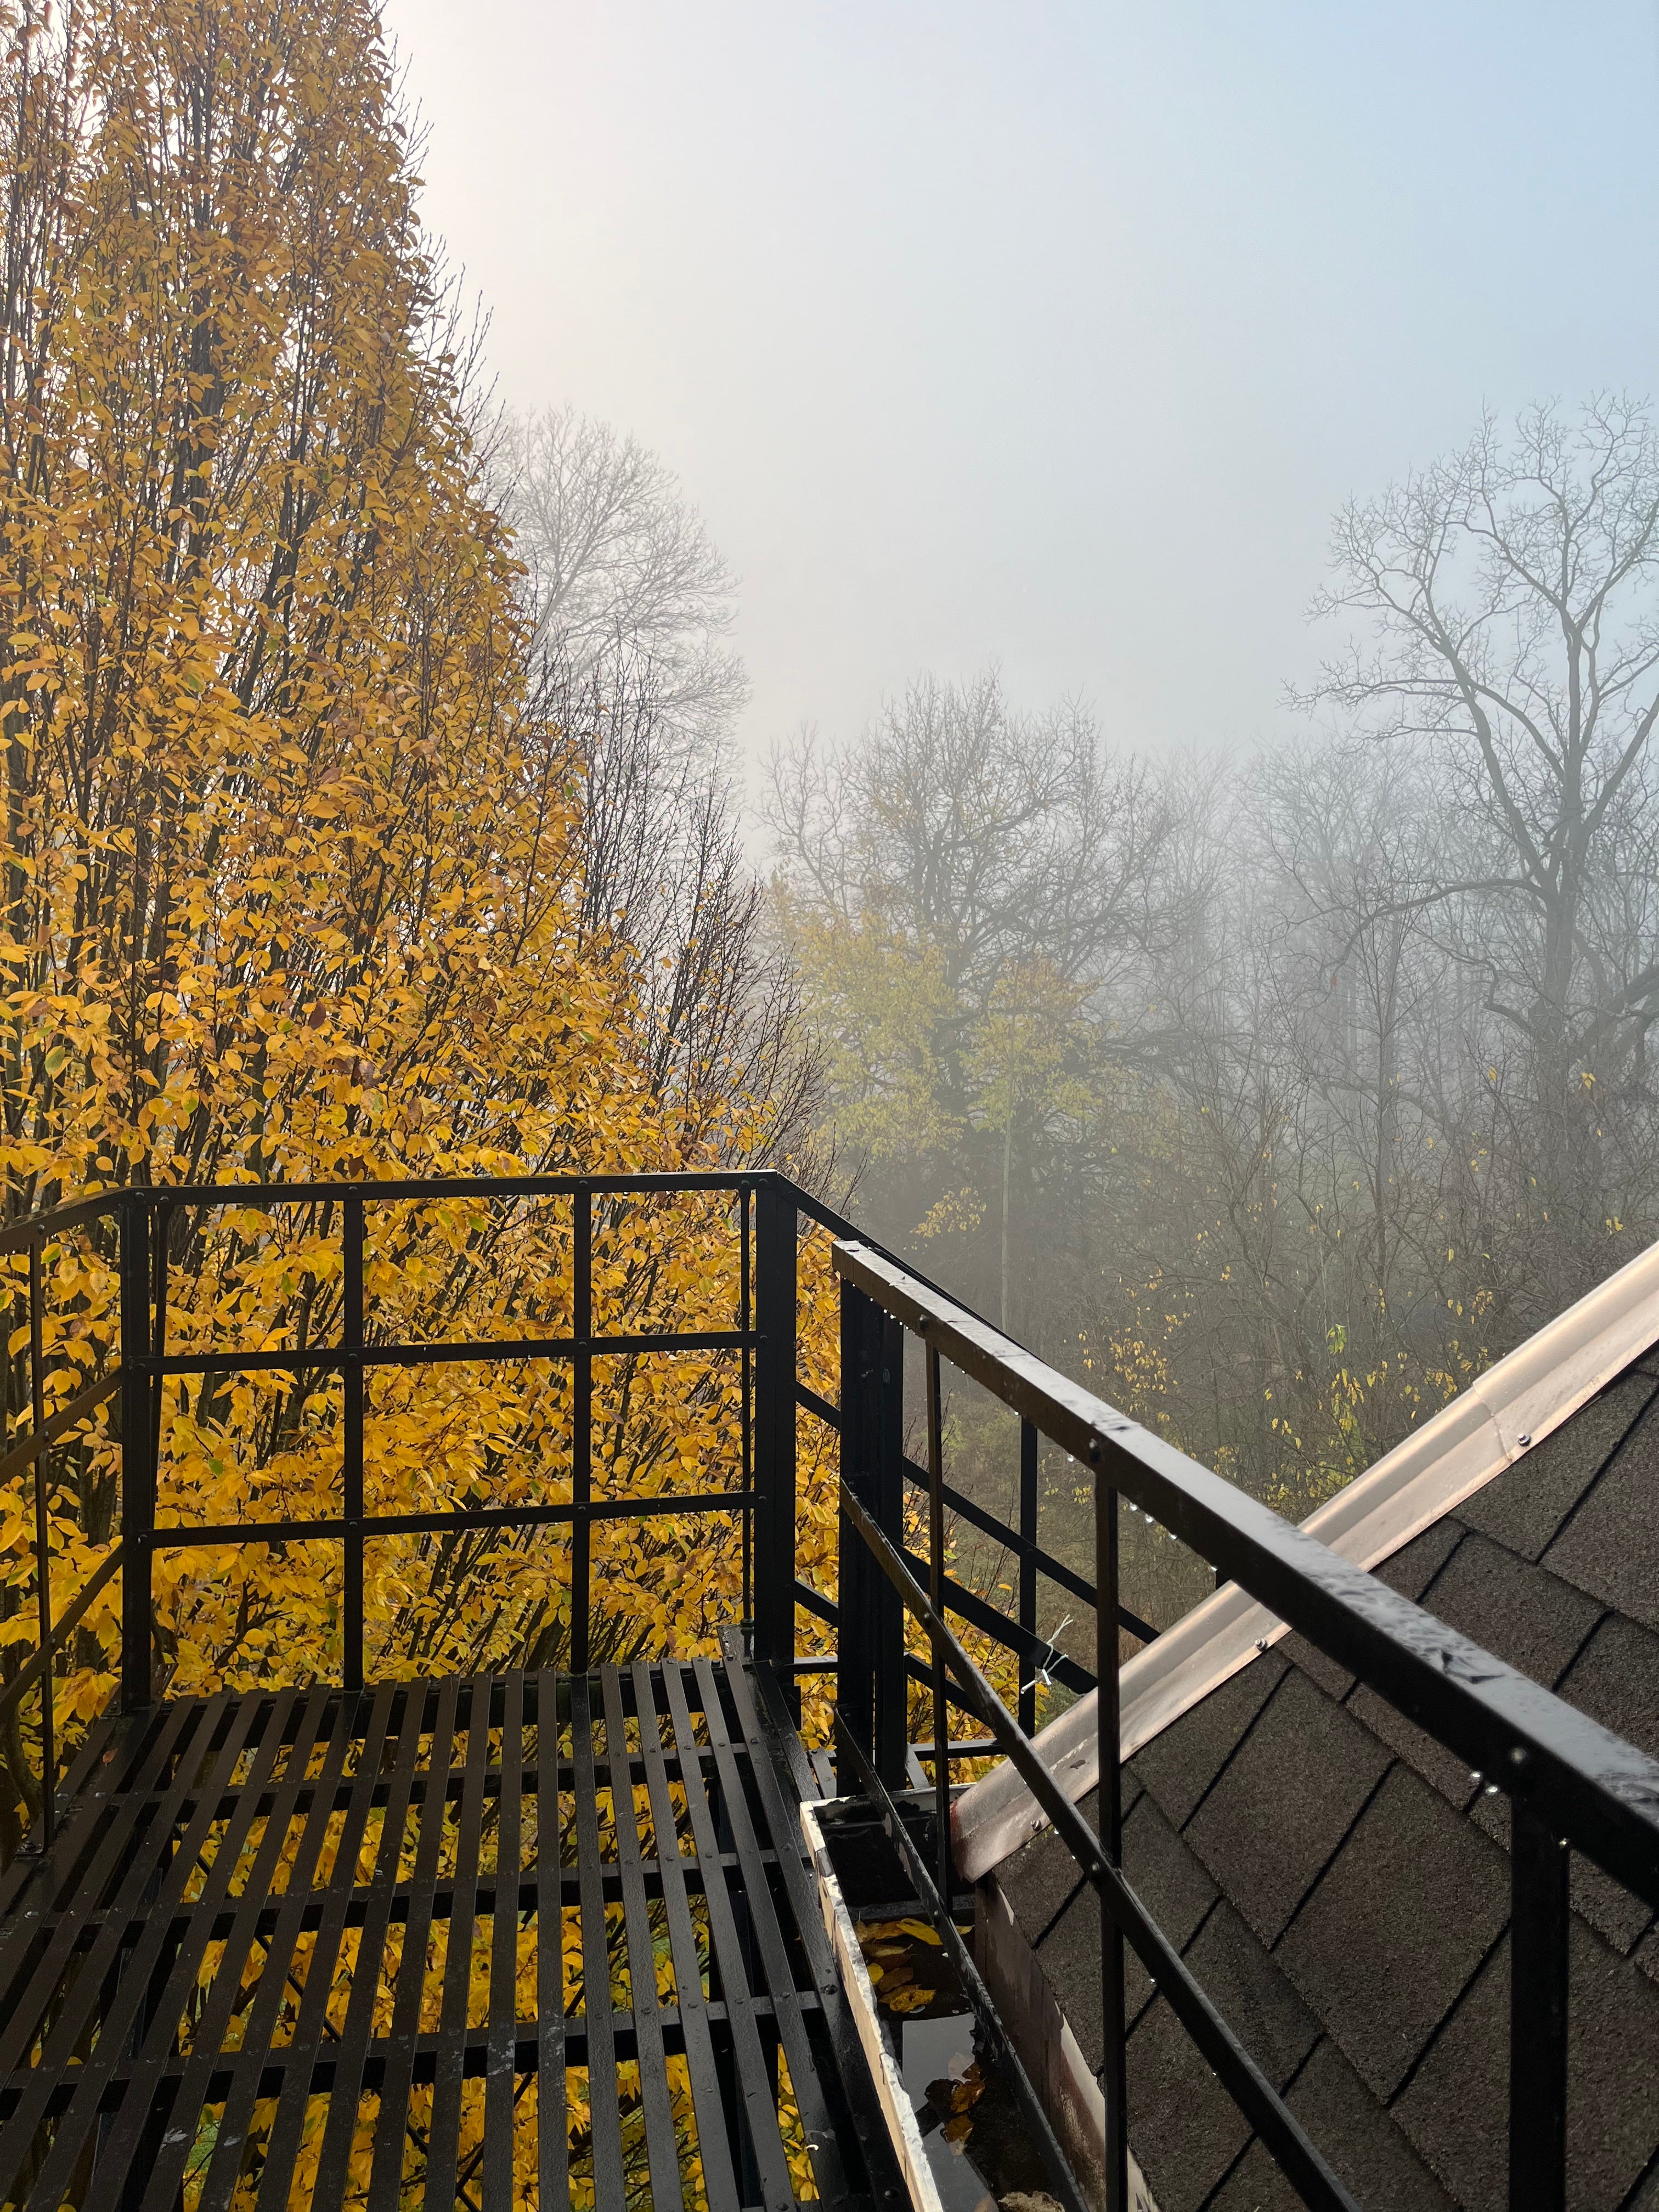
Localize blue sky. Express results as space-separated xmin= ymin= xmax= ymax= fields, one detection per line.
xmin=381 ymin=2 xmax=1659 ymax=776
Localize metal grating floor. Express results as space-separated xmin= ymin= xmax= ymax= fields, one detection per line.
xmin=0 ymin=1651 xmax=906 ymax=2210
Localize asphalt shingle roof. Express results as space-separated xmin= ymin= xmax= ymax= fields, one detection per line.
xmin=996 ymin=1353 xmax=1659 ymax=2211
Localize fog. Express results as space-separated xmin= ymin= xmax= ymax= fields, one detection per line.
xmin=383 ymin=1 xmax=1659 ymax=769
xmin=376 ymin=4 xmax=1659 ymax=1604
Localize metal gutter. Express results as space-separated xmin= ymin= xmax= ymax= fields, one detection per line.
xmin=802 ymin=1800 xmax=950 ymax=2212
xmin=954 ymin=1230 xmax=1659 ymax=1882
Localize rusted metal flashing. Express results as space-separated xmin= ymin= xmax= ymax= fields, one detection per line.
xmin=975 ymin=1874 xmax=1161 ymax=2212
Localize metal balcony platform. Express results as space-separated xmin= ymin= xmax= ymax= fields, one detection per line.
xmin=0 ymin=1650 xmax=905 ymax=2212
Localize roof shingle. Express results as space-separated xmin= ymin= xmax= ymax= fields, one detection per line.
xmin=1455 ymin=1372 xmax=1657 ymax=1563
xmin=1181 ymin=1669 xmax=1390 ymax=1947
xmin=1132 ymin=1649 xmax=1289 ymax=1830
xmin=990 ymin=1333 xmax=1659 ymax=2209
xmin=1543 ymin=1395 xmax=1659 ymax=1632
xmin=1210 ymin=2036 xmax=1457 ymax=2212
xmin=1273 ymin=1764 xmax=1510 ymax=2101
xmin=1414 ymin=1530 xmax=1604 ymax=1689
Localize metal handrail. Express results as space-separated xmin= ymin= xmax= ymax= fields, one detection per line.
xmin=832 ymin=1234 xmax=1659 ymax=2212
xmin=113 ymin=1174 xmax=780 ymax=1695
xmin=0 ymin=1189 xmax=124 ymax=1259
xmin=839 ymin=1482 xmax=1359 ymax=2212
xmin=0 ymin=1169 xmax=1068 ymax=1748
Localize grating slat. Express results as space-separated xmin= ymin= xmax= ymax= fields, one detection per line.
xmin=306 ymin=1673 xmax=433 ymax=2206
xmin=134 ymin=1684 xmax=335 ymax=2212
xmin=46 ymin=1687 xmax=297 ymax=2202
xmin=253 ymin=1680 xmax=400 ymax=2206
xmin=365 ymin=1673 xmax=461 ymax=2212
xmin=572 ymin=1671 xmax=628 ymax=2208
xmin=198 ymin=1685 xmax=363 ymax=2212
xmin=425 ymin=1676 xmax=494 ymax=2196
xmin=601 ymin=1664 xmax=684 ymax=2209
xmin=481 ymin=1667 xmax=526 ymax=2206
xmin=0 ymin=1695 xmax=205 ymax=2090
xmin=534 ymin=1667 xmax=568 ymax=2211
xmin=660 ymin=1657 xmax=798 ymax=2212
xmin=633 ymin=1658 xmax=743 ymax=2212
xmin=0 ymin=1695 xmax=241 ymax=2204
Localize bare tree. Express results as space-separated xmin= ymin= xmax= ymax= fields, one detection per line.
xmin=1296 ymin=396 xmax=1659 ymax=1292
xmin=490 ymin=406 xmax=818 ymax=1167
xmin=767 ymin=670 xmax=1170 ymax=1014
xmin=495 ymin=406 xmax=748 ymax=746
xmin=550 ymin=648 xmax=820 ymax=1162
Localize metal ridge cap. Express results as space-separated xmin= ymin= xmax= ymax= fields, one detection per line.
xmin=1302 ymin=1224 xmax=1659 ymax=1561
xmin=954 ymin=1230 xmax=1659 ymax=1883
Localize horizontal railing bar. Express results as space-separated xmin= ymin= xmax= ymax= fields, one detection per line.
xmin=157 ymin=1327 xmax=754 ymax=1375
xmin=0 ymin=1192 xmax=122 ymax=1258
xmin=912 ymin=1737 xmax=1000 ymax=1760
xmin=905 ymin=1651 xmax=990 ymax=1712
xmin=110 ymin=1171 xmax=763 ymax=1209
xmin=0 ymin=1544 xmax=123 ymax=1731
xmin=792 ymin=1566 xmax=1092 ymax=1699
xmin=902 ymin=1449 xmax=1091 ymax=1593
xmin=0 ymin=1370 xmax=121 ymax=1487
xmin=796 ymin=1380 xmax=839 ymax=1429
xmin=368 ymin=1493 xmax=750 ymax=1537
xmin=842 ymin=1478 xmax=1361 ymax=2212
xmin=836 ymin=1237 xmax=1659 ymax=1914
xmin=794 ymin=1381 xmax=1149 ymax=1635
xmin=0 ymin=1164 xmax=915 ymax=1284
xmin=900 ymin=1544 xmax=1097 ymax=1696
xmin=791 ymin=1566 xmax=1102 ymax=1690
xmin=899 ymin=1450 xmax=1159 ymax=1637
xmin=153 ymin=1492 xmax=752 ymax=1546
xmin=794 ymin=1578 xmax=838 ymax=1626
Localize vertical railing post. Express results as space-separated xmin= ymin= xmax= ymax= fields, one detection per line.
xmin=342 ymin=1195 xmax=365 ymax=1696
xmin=872 ymin=1311 xmax=907 ymax=1788
xmin=740 ymin=1184 xmax=753 ymax=1635
xmin=120 ymin=1193 xmax=155 ymax=1714
xmin=29 ymin=1236 xmax=54 ymax=1843
xmin=1510 ymin=1797 xmax=1569 ymax=2212
xmin=837 ymin=1278 xmax=881 ymax=1767
xmin=837 ymin=1275 xmax=904 ymax=1790
xmin=926 ymin=1342 xmax=949 ymax=1895
xmin=1019 ymin=1417 xmax=1039 ymax=1736
xmin=1096 ymin=1451 xmax=1127 ymax=2212
xmin=571 ymin=1183 xmax=592 ymax=1677
xmin=752 ymin=1178 xmax=796 ymax=1689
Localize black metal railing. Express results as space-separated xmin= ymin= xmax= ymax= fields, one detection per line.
xmin=831 ymin=1236 xmax=1659 ymax=2212
xmin=8 ymin=1172 xmax=1659 ymax=2210
xmin=0 ymin=1171 xmax=1095 ymax=1829
xmin=112 ymin=1173 xmax=799 ymax=1702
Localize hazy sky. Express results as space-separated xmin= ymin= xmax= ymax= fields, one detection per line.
xmin=381 ymin=3 xmax=1659 ymax=779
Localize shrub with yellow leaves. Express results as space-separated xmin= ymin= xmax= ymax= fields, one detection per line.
xmin=0 ymin=0 xmax=835 ymax=1830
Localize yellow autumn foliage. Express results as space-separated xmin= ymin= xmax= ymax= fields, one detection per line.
xmin=0 ymin=5 xmax=844 ymax=2198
